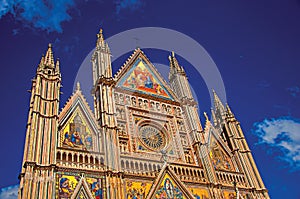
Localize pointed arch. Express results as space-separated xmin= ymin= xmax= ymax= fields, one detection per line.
xmin=71 ymin=177 xmax=94 ymax=199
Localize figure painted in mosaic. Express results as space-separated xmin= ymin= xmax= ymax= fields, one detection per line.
xmin=122 ymin=60 xmax=170 ymax=99
xmin=62 ymin=114 xmax=94 ymax=151
xmin=85 ymin=136 xmax=93 ymax=149
xmin=190 ymin=188 xmax=210 ymax=199
xmin=165 ymin=179 xmax=174 ymax=198
xmin=126 ymin=181 xmax=147 ymax=199
xmin=59 ymin=178 xmax=73 ymax=198
xmin=72 ymin=128 xmax=83 ymax=146
xmin=209 ymin=140 xmax=233 ymax=171
xmin=91 ymin=180 xmax=102 ymax=199
xmin=63 ymin=132 xmax=74 ymax=147
xmin=155 ymin=178 xmax=184 ymax=199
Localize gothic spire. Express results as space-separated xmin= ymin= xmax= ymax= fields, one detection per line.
xmin=44 ymin=43 xmax=55 ymax=68
xmin=38 ymin=55 xmax=45 ymax=69
xmin=168 ymin=51 xmax=185 ymax=75
xmin=55 ymin=58 xmax=60 ymax=74
xmin=212 ymin=89 xmax=225 ymax=112
xmin=211 ymin=108 xmax=217 ymax=126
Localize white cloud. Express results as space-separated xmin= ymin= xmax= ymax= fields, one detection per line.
xmin=0 ymin=185 xmax=18 ymax=199
xmin=253 ymin=117 xmax=300 ymax=170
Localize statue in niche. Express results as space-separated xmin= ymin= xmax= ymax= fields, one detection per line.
xmin=185 ymin=151 xmax=193 ymax=164
xmin=119 ymin=94 xmax=124 ymax=104
xmin=125 ymin=96 xmax=130 ymax=105
xmin=150 ymin=101 xmax=155 ymax=110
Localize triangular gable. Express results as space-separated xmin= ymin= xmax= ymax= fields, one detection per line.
xmin=71 ymin=177 xmax=94 ymax=199
xmin=207 ymin=126 xmax=235 ymax=172
xmin=58 ymin=86 xmax=99 ymax=151
xmin=204 ymin=117 xmax=232 ymax=157
xmin=115 ymin=49 xmax=177 ymax=101
xmin=147 ymin=164 xmax=194 ymax=199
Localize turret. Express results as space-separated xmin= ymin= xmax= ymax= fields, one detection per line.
xmin=212 ymin=91 xmax=270 ymax=198
xmin=19 ymin=44 xmax=61 ymax=199
xmin=168 ymin=51 xmax=193 ymax=100
xmin=91 ymin=28 xmax=121 ymax=198
xmin=92 ymin=28 xmax=112 ymax=85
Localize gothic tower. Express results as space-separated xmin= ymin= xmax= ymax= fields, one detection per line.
xmin=168 ymin=52 xmax=215 ymax=183
xmin=212 ymin=92 xmax=269 ymax=198
xmin=91 ymin=29 xmax=123 ymax=198
xmin=19 ymin=44 xmax=61 ymax=199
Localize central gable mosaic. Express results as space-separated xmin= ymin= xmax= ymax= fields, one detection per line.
xmin=118 ymin=58 xmax=174 ymax=100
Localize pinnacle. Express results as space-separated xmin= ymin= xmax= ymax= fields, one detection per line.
xmin=55 ymin=58 xmax=60 ymax=72
xmin=169 ymin=51 xmax=181 ymax=71
xmin=76 ymin=82 xmax=81 ymax=91
xmin=212 ymin=89 xmax=225 ymax=111
xmin=226 ymin=103 xmax=234 ymax=117
xmin=96 ymin=28 xmax=105 ymax=46
xmin=44 ymin=43 xmax=55 ymax=68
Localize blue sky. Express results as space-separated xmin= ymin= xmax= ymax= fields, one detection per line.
xmin=0 ymin=0 xmax=300 ymax=198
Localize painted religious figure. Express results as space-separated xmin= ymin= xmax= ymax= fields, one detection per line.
xmin=165 ymin=179 xmax=174 ymax=198
xmin=121 ymin=59 xmax=173 ymax=100
xmin=62 ymin=114 xmax=93 ymax=150
xmin=58 ymin=175 xmax=80 ymax=199
xmin=155 ymin=177 xmax=184 ymax=199
xmin=59 ymin=178 xmax=73 ymax=198
xmin=126 ymin=181 xmax=148 ymax=199
xmin=91 ymin=179 xmax=102 ymax=199
xmin=209 ymin=138 xmax=233 ymax=171
xmin=189 ymin=188 xmax=209 ymax=199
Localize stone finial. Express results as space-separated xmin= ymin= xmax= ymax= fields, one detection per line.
xmin=76 ymin=82 xmax=81 ymax=91
xmin=44 ymin=43 xmax=55 ymax=68
xmin=96 ymin=28 xmax=105 ymax=46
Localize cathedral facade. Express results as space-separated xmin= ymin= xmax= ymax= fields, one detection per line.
xmin=18 ymin=29 xmax=270 ymax=199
